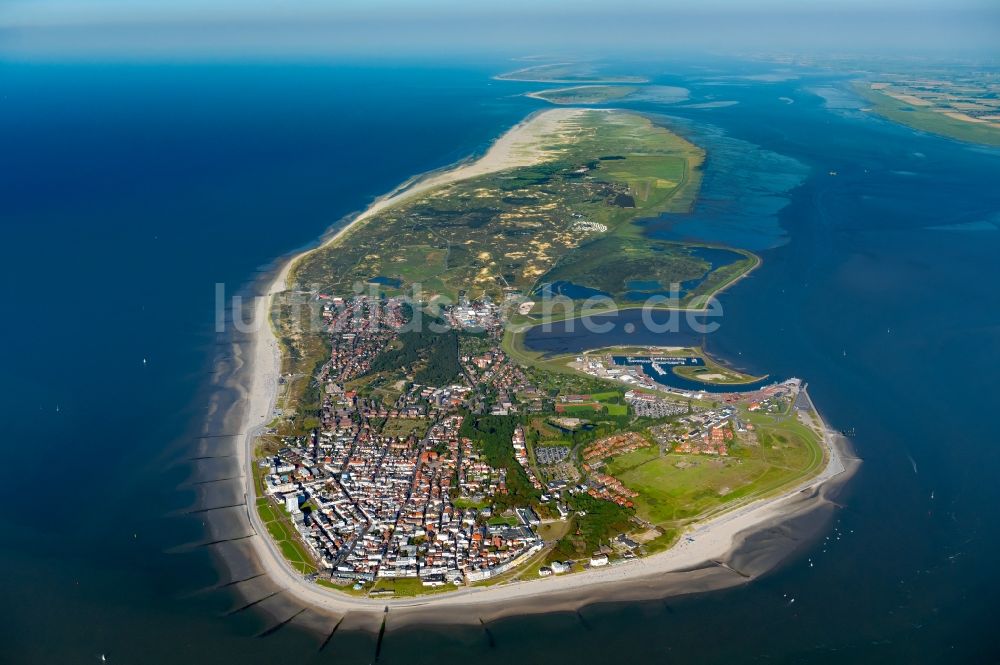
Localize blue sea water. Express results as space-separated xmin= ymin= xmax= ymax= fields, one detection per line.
xmin=0 ymin=60 xmax=540 ymax=663
xmin=2 ymin=58 xmax=1000 ymax=663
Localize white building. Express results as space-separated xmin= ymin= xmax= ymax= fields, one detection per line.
xmin=551 ymin=560 xmax=570 ymax=574
xmin=590 ymin=553 xmax=610 ymax=567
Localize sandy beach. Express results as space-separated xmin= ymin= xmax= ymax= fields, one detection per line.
xmin=235 ymin=108 xmax=858 ymax=628
xmin=318 ymin=107 xmax=589 ymax=246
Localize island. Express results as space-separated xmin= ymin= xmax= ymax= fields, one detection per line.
xmin=853 ymin=73 xmax=1000 ymax=147
xmin=526 ymin=85 xmax=640 ymax=105
xmin=239 ymin=107 xmax=853 ymax=621
xmin=495 ymin=62 xmax=649 ymax=83
xmin=527 ymin=84 xmax=690 ymax=106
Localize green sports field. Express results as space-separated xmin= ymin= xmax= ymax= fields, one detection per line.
xmin=606 ymin=410 xmax=824 ymax=527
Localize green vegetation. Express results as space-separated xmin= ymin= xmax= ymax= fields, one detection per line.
xmin=251 ymin=454 xmax=271 ymax=496
xmin=291 ymin=110 xmax=759 ymax=327
xmin=684 ymin=248 xmax=760 ymax=309
xmin=369 ymin=326 xmax=461 ymax=386
xmin=553 ymin=391 xmax=628 ymax=417
xmin=315 ymin=579 xmax=369 ymax=596
xmin=585 ymin=391 xmax=628 ymax=416
xmin=606 ymin=409 xmax=823 ymax=529
xmin=528 ymin=85 xmax=638 ymax=104
xmin=257 ymin=101 xmax=830 ymax=595
xmin=502 ymin=330 xmax=624 ymax=398
xmin=853 ymin=82 xmax=1000 ymax=147
xmin=368 ymin=577 xmax=456 ymax=597
xmin=382 ymin=417 xmax=431 ymax=439
xmin=291 ymin=111 xmax=708 ymax=302
xmin=255 ymin=497 xmax=318 ymax=575
xmin=451 ymin=496 xmax=490 ymax=510
xmin=459 ymin=413 xmax=540 ymax=508
xmin=488 ymin=514 xmax=520 ymax=527
xmin=552 ymin=493 xmax=633 ymax=559
xmin=642 ymin=528 xmax=682 ymax=555
xmin=542 ymin=240 xmax=697 ymax=303
xmin=527 ymin=417 xmax=573 ymax=448
xmin=670 ymin=355 xmax=765 ymax=385
xmin=415 ymin=331 xmax=460 ymax=385
xmin=270 ymin=293 xmax=331 ymax=436
xmin=345 ymin=372 xmax=407 ymax=405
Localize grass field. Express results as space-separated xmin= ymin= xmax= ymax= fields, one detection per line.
xmin=590 ymin=391 xmax=628 ymax=415
xmin=368 ymin=577 xmax=456 ymax=597
xmin=671 ymin=355 xmax=764 ymax=385
xmin=853 ymin=82 xmax=1000 ymax=147
xmin=606 ymin=410 xmax=823 ymax=527
xmin=256 ymin=497 xmax=318 ymax=575
xmin=554 ymin=401 xmax=628 ymax=417
xmin=382 ymin=417 xmax=431 ymax=439
xmin=528 ymin=418 xmax=574 ymax=455
xmin=488 ymin=514 xmax=520 ymax=527
xmin=559 ymin=404 xmax=602 ymax=415
xmin=451 ymin=496 xmax=490 ymax=510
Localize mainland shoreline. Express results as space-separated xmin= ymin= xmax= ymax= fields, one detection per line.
xmin=232 ymin=108 xmax=858 ymax=629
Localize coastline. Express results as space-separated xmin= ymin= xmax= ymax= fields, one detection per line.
xmin=232 ymin=109 xmax=858 ymax=630
xmin=322 ymin=106 xmax=591 ymax=243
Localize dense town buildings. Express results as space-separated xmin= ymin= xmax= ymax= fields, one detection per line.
xmin=260 ymin=296 xmax=806 ymax=590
